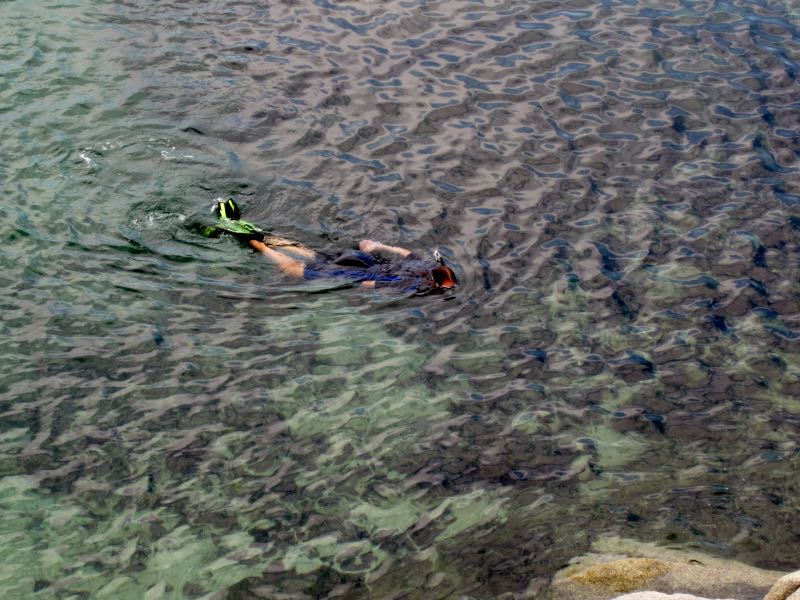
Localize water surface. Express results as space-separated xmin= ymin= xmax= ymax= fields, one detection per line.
xmin=2 ymin=0 xmax=800 ymax=597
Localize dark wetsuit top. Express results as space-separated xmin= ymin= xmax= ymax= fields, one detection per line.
xmin=303 ymin=250 xmax=436 ymax=293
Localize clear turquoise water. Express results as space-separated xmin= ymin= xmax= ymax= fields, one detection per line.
xmin=2 ymin=0 xmax=800 ymax=597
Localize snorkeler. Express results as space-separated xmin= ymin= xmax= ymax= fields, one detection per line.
xmin=201 ymin=199 xmax=458 ymax=294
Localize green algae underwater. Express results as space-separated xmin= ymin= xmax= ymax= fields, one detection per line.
xmin=2 ymin=0 xmax=800 ymax=597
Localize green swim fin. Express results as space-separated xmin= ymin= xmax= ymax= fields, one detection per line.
xmin=202 ymin=198 xmax=264 ymax=238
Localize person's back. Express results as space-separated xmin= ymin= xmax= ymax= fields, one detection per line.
xmin=304 ymin=249 xmax=456 ymax=293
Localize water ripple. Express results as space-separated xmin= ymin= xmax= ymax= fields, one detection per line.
xmin=2 ymin=0 xmax=800 ymax=597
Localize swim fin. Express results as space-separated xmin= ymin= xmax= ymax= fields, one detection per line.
xmin=200 ymin=198 xmax=309 ymax=252
xmin=213 ymin=198 xmax=242 ymax=220
xmin=201 ymin=198 xmax=264 ymax=238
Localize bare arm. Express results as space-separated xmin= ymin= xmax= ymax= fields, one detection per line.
xmin=359 ymin=239 xmax=412 ymax=258
xmin=249 ymin=239 xmax=305 ymax=277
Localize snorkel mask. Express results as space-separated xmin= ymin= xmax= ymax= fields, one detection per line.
xmin=431 ymin=249 xmax=457 ymax=289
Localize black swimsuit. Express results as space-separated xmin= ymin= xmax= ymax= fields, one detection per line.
xmin=303 ymin=250 xmax=436 ymax=293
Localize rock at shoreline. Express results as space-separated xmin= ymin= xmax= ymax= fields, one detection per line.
xmin=764 ymin=571 xmax=800 ymax=600
xmin=550 ymin=537 xmax=787 ymax=600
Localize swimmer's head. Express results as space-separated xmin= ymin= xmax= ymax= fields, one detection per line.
xmin=431 ymin=265 xmax=458 ymax=289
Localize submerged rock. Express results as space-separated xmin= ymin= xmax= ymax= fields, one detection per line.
xmin=568 ymin=558 xmax=672 ymax=593
xmin=550 ymin=537 xmax=788 ymax=600
xmin=612 ymin=594 xmax=730 ymax=600
xmin=611 ymin=570 xmax=800 ymax=600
